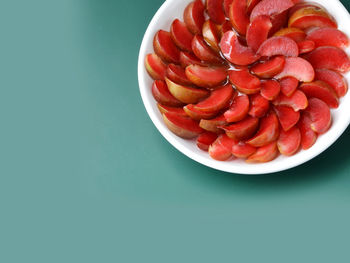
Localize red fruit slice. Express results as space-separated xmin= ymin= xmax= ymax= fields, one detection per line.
xmin=315 ymin=69 xmax=348 ymax=98
xmin=220 ymin=31 xmax=260 ymax=65
xmin=261 ymin=80 xmax=281 ymax=100
xmin=185 ymin=64 xmax=227 ymax=88
xmin=220 ymin=20 xmax=233 ymax=35
xmin=157 ymin=104 xmax=187 ymax=117
xmin=223 ymin=0 xmax=233 ymax=17
xmin=298 ymin=113 xmax=317 ymax=149
xmin=200 ymin=114 xmax=227 ymax=133
xmin=232 ymin=142 xmax=257 ymax=158
xmin=202 ymin=20 xmax=221 ymax=52
xmin=197 ymin=132 xmax=218 ymax=151
xmin=246 ymin=15 xmax=272 ymax=52
xmin=153 ymin=30 xmax=180 ymax=64
xmin=289 ymin=2 xmax=325 ymax=17
xmin=304 ymin=98 xmax=331 ymax=134
xmin=249 ymin=93 xmax=270 ymax=118
xmin=166 ymin=64 xmax=192 ymax=86
xmin=184 ymin=104 xmax=218 ymax=120
xmin=229 ymin=0 xmax=250 ymax=35
xmin=194 ymin=84 xmax=235 ymax=112
xmin=275 ymin=57 xmax=315 ymax=82
xmin=184 ymin=0 xmax=205 ymax=35
xmin=274 ymin=105 xmax=300 ymax=131
xmin=299 ymin=81 xmax=339 ymax=109
xmin=163 ymin=112 xmax=203 ymax=139
xmin=192 ymin=35 xmax=223 ymax=64
xmin=221 ymin=116 xmax=259 ymax=141
xmin=209 ymin=134 xmax=236 ymax=161
xmin=277 ymin=126 xmax=301 ymax=156
xmin=257 ymin=36 xmax=299 ymax=57
xmin=170 ymin=19 xmax=194 ymax=52
xmin=297 ymin=40 xmax=315 ymax=54
xmin=224 ymin=94 xmax=250 ymax=122
xmin=288 ymin=7 xmax=337 ymax=29
xmin=269 ymin=10 xmax=289 ymax=37
xmin=272 ymin=90 xmax=308 ymax=111
xmin=274 ymin=27 xmax=306 ymax=42
xmin=305 ymin=46 xmax=350 ymax=73
xmin=165 ymin=77 xmax=209 ymax=104
xmin=251 ymin=56 xmax=285 ymax=78
xmin=152 ymin=80 xmax=183 ymax=107
xmin=206 ymin=0 xmax=226 ymax=24
xmin=145 ymin=53 xmax=167 ymax=80
xmin=246 ymin=111 xmax=280 ymax=147
xmin=179 ymin=51 xmax=204 ymax=67
xmin=306 ymin=27 xmax=349 ymax=49
xmin=279 ymin=77 xmax=299 ymax=97
xmin=229 ymin=69 xmax=261 ymax=94
xmin=250 ymin=0 xmax=294 ymax=21
xmin=247 ymin=0 xmax=261 ymax=14
xmin=246 ymin=142 xmax=279 ymax=163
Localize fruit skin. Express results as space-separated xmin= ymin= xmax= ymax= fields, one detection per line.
xmin=224 ymin=94 xmax=250 ymax=123
xmin=199 ymin=114 xmax=227 ymax=133
xmin=275 ymin=57 xmax=315 ymax=82
xmin=249 ymin=93 xmax=270 ymax=118
xmin=277 ymin=126 xmax=301 ymax=156
xmin=184 ymin=104 xmax=218 ymax=120
xmin=221 ymin=116 xmax=259 ymax=141
xmin=250 ymin=0 xmax=294 ymax=21
xmin=297 ymin=40 xmax=315 ymax=54
xmin=274 ymin=27 xmax=306 ymax=42
xmin=306 ymin=27 xmax=349 ymax=49
xmin=170 ymin=19 xmax=194 ymax=52
xmin=260 ymin=80 xmax=281 ymax=101
xmin=202 ymin=20 xmax=221 ymax=52
xmin=299 ymin=80 xmax=339 ymax=109
xmin=246 ymin=15 xmax=273 ymax=52
xmin=229 ymin=0 xmax=250 ymax=36
xmin=305 ymin=46 xmax=350 ymax=73
xmin=257 ymin=36 xmax=299 ymax=57
xmin=184 ymin=0 xmax=205 ymax=35
xmin=165 ymin=77 xmax=209 ymax=104
xmin=220 ymin=31 xmax=261 ymax=66
xmin=272 ymin=90 xmax=308 ymax=111
xmin=166 ymin=64 xmax=192 ymax=86
xmin=197 ymin=132 xmax=218 ymax=151
xmin=304 ymin=98 xmax=331 ymax=134
xmin=192 ymin=35 xmax=223 ymax=64
xmin=185 ymin=65 xmax=227 ymax=88
xmin=231 ymin=142 xmax=257 ymax=158
xmin=247 ymin=0 xmax=261 ymax=14
xmin=157 ymin=104 xmax=187 ymax=117
xmin=163 ymin=112 xmax=204 ymax=139
xmin=298 ymin=113 xmax=317 ymax=150
xmin=153 ymin=30 xmax=180 ymax=64
xmin=251 ymin=56 xmax=285 ymax=79
xmin=279 ymin=76 xmax=299 ymax=97
xmin=288 ymin=6 xmax=337 ymax=29
xmin=152 ymin=80 xmax=184 ymax=107
xmin=246 ymin=141 xmax=279 ymax=163
xmin=229 ymin=69 xmax=261 ymax=94
xmin=274 ymin=105 xmax=300 ymax=131
xmin=315 ymin=69 xmax=348 ymax=98
xmin=209 ymin=134 xmax=236 ymax=161
xmin=145 ymin=53 xmax=167 ymax=80
xmin=223 ymin=0 xmax=233 ymax=17
xmin=179 ymin=51 xmax=204 ymax=67
xmin=206 ymin=0 xmax=226 ymax=24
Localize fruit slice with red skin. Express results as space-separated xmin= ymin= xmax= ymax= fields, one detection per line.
xmin=165 ymin=77 xmax=209 ymax=104
xmin=289 ymin=2 xmax=325 ymax=17
xmin=247 ymin=0 xmax=261 ymax=14
xmin=229 ymin=0 xmax=250 ymax=36
xmin=315 ymin=69 xmax=348 ymax=98
xmin=163 ymin=112 xmax=203 ymax=139
xmin=250 ymin=0 xmax=294 ymax=21
xmin=232 ymin=142 xmax=257 ymax=158
xmin=251 ymin=56 xmax=285 ymax=78
xmin=274 ymin=27 xmax=306 ymax=42
xmin=257 ymin=36 xmax=299 ymax=57
xmin=220 ymin=31 xmax=260 ymax=66
xmin=306 ymin=27 xmax=349 ymax=49
xmin=153 ymin=30 xmax=180 ymax=64
xmin=272 ymin=90 xmax=308 ymax=111
xmin=223 ymin=0 xmax=233 ymax=17
xmin=202 ymin=20 xmax=221 ymax=52
xmin=246 ymin=15 xmax=272 ymax=52
xmin=224 ymin=94 xmax=250 ymax=122
xmin=275 ymin=57 xmax=315 ymax=82
xmin=274 ymin=105 xmax=300 ymax=131
xmin=219 ymin=20 xmax=233 ymax=36
xmin=179 ymin=51 xmax=204 ymax=67
xmin=206 ymin=0 xmax=226 ymax=24
xmin=305 ymin=46 xmax=350 ymax=73
xmin=157 ymin=104 xmax=187 ymax=117
xmin=152 ymin=80 xmax=184 ymax=107
xmin=185 ymin=64 xmax=227 ymax=88
xmin=279 ymin=77 xmax=299 ymax=97
xmin=298 ymin=113 xmax=317 ymax=149
xmin=221 ymin=116 xmax=259 ymax=141
xmin=277 ymin=126 xmax=301 ymax=156
xmin=197 ymin=132 xmax=218 ymax=151
xmin=145 ymin=53 xmax=167 ymax=80
xmin=184 ymin=0 xmax=205 ymax=35
xmin=166 ymin=64 xmax=192 ymax=86
xmin=261 ymin=80 xmax=281 ymax=100
xmin=299 ymin=81 xmax=339 ymax=109
xmin=246 ymin=142 xmax=279 ymax=163
xmin=288 ymin=7 xmax=337 ymax=29
xmin=269 ymin=10 xmax=289 ymax=36
xmin=192 ymin=35 xmax=223 ymax=64
xmin=194 ymin=84 xmax=235 ymax=112
xmin=200 ymin=114 xmax=227 ymax=133
xmin=249 ymin=93 xmax=270 ymax=118
xmin=304 ymin=98 xmax=331 ymax=134
xmin=209 ymin=134 xmax=236 ymax=161
xmin=229 ymin=69 xmax=261 ymax=94
xmin=184 ymin=104 xmax=218 ymax=120
xmin=297 ymin=40 xmax=315 ymax=54
xmin=246 ymin=112 xmax=280 ymax=147
xmin=170 ymin=19 xmax=194 ymax=52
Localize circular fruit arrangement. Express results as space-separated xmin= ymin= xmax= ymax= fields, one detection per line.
xmin=144 ymin=0 xmax=350 ymax=163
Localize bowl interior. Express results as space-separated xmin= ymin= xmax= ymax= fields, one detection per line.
xmin=138 ymin=0 xmax=350 ymax=174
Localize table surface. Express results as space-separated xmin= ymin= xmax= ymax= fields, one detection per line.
xmin=1 ymin=0 xmax=350 ymax=262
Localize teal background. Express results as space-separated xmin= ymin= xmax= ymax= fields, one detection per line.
xmin=1 ymin=0 xmax=350 ymax=262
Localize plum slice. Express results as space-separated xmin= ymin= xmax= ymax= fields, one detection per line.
xmin=152 ymin=80 xmax=184 ymax=107
xmin=288 ymin=6 xmax=337 ymax=29
xmin=304 ymin=98 xmax=331 ymax=134
xmin=206 ymin=0 xmax=226 ymax=24
xmin=166 ymin=64 xmax=192 ymax=86
xmin=199 ymin=114 xmax=227 ymax=133
xmin=251 ymin=56 xmax=285 ymax=78
xmin=298 ymin=113 xmax=317 ymax=149
xmin=275 ymin=57 xmax=314 ymax=82
xmin=249 ymin=93 xmax=270 ymax=118
xmin=179 ymin=51 xmax=204 ymax=67
xmin=153 ymin=30 xmax=180 ymax=64
xmin=163 ymin=112 xmax=203 ymax=139
xmin=299 ymin=81 xmax=339 ymax=109
xmin=157 ymin=104 xmax=187 ymax=117
xmin=274 ymin=27 xmax=306 ymax=42
xmin=223 ymin=0 xmax=233 ymax=17
xmin=197 ymin=132 xmax=218 ymax=151
xmin=184 ymin=104 xmax=218 ymax=120
xmin=247 ymin=0 xmax=261 ymax=14
xmin=229 ymin=69 xmax=261 ymax=94
xmin=232 ymin=142 xmax=257 ymax=159
xmin=250 ymin=0 xmax=294 ymax=21
xmin=297 ymin=40 xmax=315 ymax=54
xmin=184 ymin=0 xmax=205 ymax=35
xmin=224 ymin=94 xmax=250 ymax=122
xmin=273 ymin=90 xmax=308 ymax=111
xmin=185 ymin=64 xmax=227 ymax=88
xmin=246 ymin=15 xmax=272 ymax=52
xmin=306 ymin=27 xmax=349 ymax=49
xmin=274 ymin=105 xmax=300 ymax=131
xmin=315 ymin=69 xmax=348 ymax=98
xmin=277 ymin=126 xmax=301 ymax=156
xmin=145 ymin=53 xmax=167 ymax=80
xmin=192 ymin=35 xmax=224 ymax=64
xmin=221 ymin=116 xmax=259 ymax=141
xmin=246 ymin=142 xmax=279 ymax=163
xmin=202 ymin=20 xmax=221 ymax=52
xmin=209 ymin=134 xmax=236 ymax=161
xmin=257 ymin=36 xmax=299 ymax=57
xmin=170 ymin=19 xmax=194 ymax=52
xmin=229 ymin=0 xmax=250 ymax=36
xmin=260 ymin=80 xmax=281 ymax=101
xmin=279 ymin=76 xmax=299 ymax=97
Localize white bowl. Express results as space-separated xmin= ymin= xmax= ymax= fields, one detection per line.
xmin=138 ymin=0 xmax=350 ymax=174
